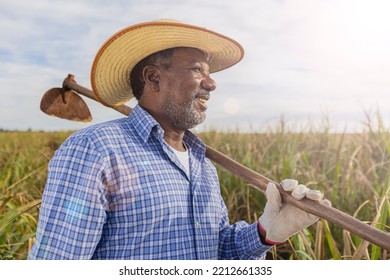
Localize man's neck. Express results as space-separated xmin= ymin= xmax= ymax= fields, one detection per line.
xmin=138 ymin=103 xmax=187 ymax=151
xmin=163 ymin=131 xmax=186 ymax=152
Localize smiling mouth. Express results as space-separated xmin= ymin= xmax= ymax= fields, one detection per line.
xmin=198 ymin=97 xmax=208 ymax=106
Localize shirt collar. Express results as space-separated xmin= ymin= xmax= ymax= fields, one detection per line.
xmin=183 ymin=130 xmax=206 ymax=157
xmin=129 ymin=105 xmax=160 ymax=143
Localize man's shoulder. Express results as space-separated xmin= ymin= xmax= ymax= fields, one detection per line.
xmin=77 ymin=117 xmax=130 ymax=135
xmin=63 ymin=117 xmax=138 ymax=149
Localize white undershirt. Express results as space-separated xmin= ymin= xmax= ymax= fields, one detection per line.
xmin=171 ymin=148 xmax=190 ymax=176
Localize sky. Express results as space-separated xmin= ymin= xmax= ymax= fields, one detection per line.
xmin=1 ymin=0 xmax=390 ymax=132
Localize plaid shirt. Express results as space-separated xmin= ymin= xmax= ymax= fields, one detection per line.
xmin=28 ymin=105 xmax=270 ymax=259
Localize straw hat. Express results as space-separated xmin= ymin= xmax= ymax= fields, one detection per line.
xmin=90 ymin=19 xmax=244 ymax=107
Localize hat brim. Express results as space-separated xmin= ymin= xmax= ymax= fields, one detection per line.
xmin=90 ymin=20 xmax=244 ymax=107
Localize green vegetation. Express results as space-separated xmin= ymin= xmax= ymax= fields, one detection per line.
xmin=0 ymin=120 xmax=389 ymax=259
xmin=0 ymin=131 xmax=69 ymax=260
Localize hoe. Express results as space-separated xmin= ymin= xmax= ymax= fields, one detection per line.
xmin=40 ymin=74 xmax=390 ymax=252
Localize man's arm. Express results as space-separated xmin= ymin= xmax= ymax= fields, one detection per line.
xmin=218 ymin=199 xmax=272 ymax=260
xmin=28 ymin=136 xmax=108 ymax=259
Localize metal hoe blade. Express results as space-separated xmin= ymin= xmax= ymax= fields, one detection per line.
xmin=40 ymin=87 xmax=92 ymax=123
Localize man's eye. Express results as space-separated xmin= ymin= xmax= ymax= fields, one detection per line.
xmin=193 ymin=67 xmax=201 ymax=72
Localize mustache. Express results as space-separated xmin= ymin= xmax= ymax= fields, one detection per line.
xmin=194 ymin=90 xmax=210 ymax=100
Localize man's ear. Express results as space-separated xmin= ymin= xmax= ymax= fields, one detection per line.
xmin=143 ymin=66 xmax=160 ymax=92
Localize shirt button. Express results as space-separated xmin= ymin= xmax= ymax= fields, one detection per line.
xmin=196 ymin=220 xmax=201 ymax=228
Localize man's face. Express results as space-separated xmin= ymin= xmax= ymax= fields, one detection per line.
xmin=158 ymin=48 xmax=217 ymax=131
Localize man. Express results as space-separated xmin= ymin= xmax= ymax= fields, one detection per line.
xmin=29 ymin=20 xmax=329 ymax=259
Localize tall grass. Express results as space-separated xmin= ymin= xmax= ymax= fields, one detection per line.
xmin=0 ymin=131 xmax=70 ymax=259
xmin=0 ymin=117 xmax=389 ymax=259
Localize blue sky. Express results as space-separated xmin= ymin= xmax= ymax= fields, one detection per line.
xmin=1 ymin=0 xmax=390 ymax=132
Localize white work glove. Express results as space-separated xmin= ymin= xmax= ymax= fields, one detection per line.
xmin=258 ymin=179 xmax=331 ymax=245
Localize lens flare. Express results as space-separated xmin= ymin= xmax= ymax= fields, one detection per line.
xmin=223 ymin=98 xmax=240 ymax=114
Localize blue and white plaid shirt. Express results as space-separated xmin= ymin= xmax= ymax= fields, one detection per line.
xmin=28 ymin=105 xmax=270 ymax=259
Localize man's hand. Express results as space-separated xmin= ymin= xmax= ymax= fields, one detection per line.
xmin=258 ymin=179 xmax=331 ymax=245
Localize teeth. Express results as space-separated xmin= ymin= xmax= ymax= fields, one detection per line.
xmin=199 ymin=97 xmax=207 ymax=105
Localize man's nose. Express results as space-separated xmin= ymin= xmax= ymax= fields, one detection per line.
xmin=201 ymin=75 xmax=217 ymax=91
